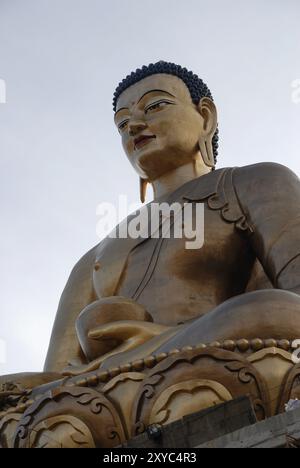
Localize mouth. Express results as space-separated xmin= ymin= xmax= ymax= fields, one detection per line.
xmin=134 ymin=135 xmax=156 ymax=151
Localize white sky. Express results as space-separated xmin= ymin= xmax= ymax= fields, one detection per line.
xmin=0 ymin=0 xmax=299 ymax=375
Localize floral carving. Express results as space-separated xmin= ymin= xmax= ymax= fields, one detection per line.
xmin=131 ymin=347 xmax=269 ymax=437
xmin=14 ymin=386 xmax=126 ymax=448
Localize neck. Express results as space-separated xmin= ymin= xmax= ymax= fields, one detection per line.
xmin=151 ymin=158 xmax=211 ymax=201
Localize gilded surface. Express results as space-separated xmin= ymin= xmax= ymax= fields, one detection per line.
xmin=2 ymin=64 xmax=300 ymax=447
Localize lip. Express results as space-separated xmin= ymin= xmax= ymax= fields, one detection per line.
xmin=134 ymin=135 xmax=156 ymax=150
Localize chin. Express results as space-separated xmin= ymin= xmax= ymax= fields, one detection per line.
xmin=137 ymin=153 xmax=185 ymax=182
xmin=135 ymin=148 xmax=169 ymax=179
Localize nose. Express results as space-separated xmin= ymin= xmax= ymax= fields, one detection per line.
xmin=128 ymin=118 xmax=147 ymax=136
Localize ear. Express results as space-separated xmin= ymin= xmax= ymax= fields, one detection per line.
xmin=197 ymin=97 xmax=218 ymax=169
xmin=140 ymin=177 xmax=148 ymax=203
xmin=197 ymin=97 xmax=218 ymax=137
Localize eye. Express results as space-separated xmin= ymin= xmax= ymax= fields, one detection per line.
xmin=118 ymin=120 xmax=129 ymax=132
xmin=145 ymin=99 xmax=174 ymax=114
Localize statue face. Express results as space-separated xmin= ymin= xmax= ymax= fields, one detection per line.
xmin=114 ymin=74 xmax=209 ymax=181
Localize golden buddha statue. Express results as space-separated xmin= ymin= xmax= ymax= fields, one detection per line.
xmin=2 ymin=61 xmax=300 ymax=448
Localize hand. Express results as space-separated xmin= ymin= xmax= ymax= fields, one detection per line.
xmin=88 ymin=319 xmax=171 ymax=357
xmin=63 ymin=320 xmax=172 ymax=377
xmin=75 ymin=296 xmax=153 ymax=361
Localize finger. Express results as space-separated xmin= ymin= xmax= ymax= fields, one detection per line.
xmin=88 ymin=320 xmax=146 ymax=340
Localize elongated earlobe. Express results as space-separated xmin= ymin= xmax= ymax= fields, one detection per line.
xmin=140 ymin=178 xmax=148 ymax=203
xmin=198 ymin=97 xmax=218 ymax=169
xmin=198 ymin=136 xmax=215 ymax=168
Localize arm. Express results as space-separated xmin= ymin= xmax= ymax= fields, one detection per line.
xmin=44 ymin=246 xmax=98 ymax=373
xmin=233 ymin=162 xmax=300 ymax=294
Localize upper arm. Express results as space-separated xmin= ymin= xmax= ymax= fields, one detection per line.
xmin=44 ymin=245 xmax=98 ymax=373
xmin=233 ymin=162 xmax=300 ymax=292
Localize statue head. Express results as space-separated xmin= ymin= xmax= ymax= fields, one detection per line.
xmin=113 ymin=61 xmax=219 ymax=194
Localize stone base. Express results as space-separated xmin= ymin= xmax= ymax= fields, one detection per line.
xmin=120 ymin=396 xmax=257 ymax=448
xmin=2 ymin=342 xmax=300 ymax=448
xmin=198 ymin=406 xmax=300 ymax=448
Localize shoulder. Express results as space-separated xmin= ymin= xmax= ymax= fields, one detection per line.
xmin=234 ymin=162 xmax=297 ymax=180
xmin=233 ymin=162 xmax=299 ymax=195
xmin=68 ymin=244 xmax=99 ymax=281
xmin=231 ymin=163 xmax=300 ymax=214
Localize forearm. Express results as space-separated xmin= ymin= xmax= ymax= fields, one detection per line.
xmin=44 ymin=246 xmax=98 ymax=373
xmin=154 ymin=289 xmax=300 ymax=355
xmin=44 ymin=319 xmax=87 ymax=373
xmin=276 ymin=254 xmax=300 ymax=296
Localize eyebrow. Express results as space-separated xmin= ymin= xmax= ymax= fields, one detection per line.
xmin=114 ymin=89 xmax=176 ymax=117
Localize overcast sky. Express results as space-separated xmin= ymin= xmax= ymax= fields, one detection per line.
xmin=0 ymin=0 xmax=299 ymax=375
